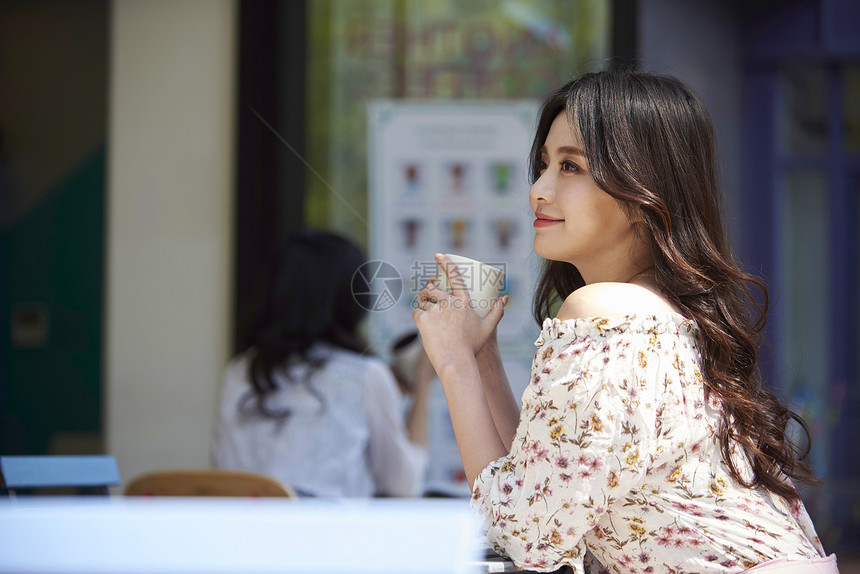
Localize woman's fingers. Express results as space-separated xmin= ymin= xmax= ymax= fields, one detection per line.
xmin=417 ymin=277 xmax=443 ymax=305
xmin=416 ymin=274 xmax=437 ymax=301
xmin=413 ymin=287 xmax=507 ymax=359
xmin=435 ymin=253 xmax=469 ymax=297
xmin=483 ymin=295 xmax=508 ymax=326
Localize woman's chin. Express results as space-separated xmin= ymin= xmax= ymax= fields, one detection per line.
xmin=533 ymin=239 xmax=559 ymax=262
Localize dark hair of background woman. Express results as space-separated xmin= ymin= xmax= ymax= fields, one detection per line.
xmin=239 ymin=228 xmax=369 ymax=418
xmin=529 ymin=70 xmax=817 ymax=502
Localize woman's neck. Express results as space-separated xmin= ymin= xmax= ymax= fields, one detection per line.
xmin=577 ymin=258 xmax=654 ymax=286
xmin=624 ymin=265 xmax=655 ymax=286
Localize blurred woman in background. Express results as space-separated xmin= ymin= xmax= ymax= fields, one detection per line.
xmin=213 ymin=228 xmax=428 ymax=497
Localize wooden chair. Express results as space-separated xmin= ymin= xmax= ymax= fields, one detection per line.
xmin=0 ymin=455 xmax=121 ymax=497
xmin=124 ymin=469 xmax=297 ymax=498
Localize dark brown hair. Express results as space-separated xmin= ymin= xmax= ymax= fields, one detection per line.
xmin=240 ymin=228 xmax=369 ymax=419
xmin=530 ymin=70 xmax=816 ymax=501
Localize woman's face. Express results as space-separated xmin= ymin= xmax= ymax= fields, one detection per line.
xmin=529 ymin=113 xmax=643 ymax=282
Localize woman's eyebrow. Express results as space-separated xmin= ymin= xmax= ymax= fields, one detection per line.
xmin=556 ymin=145 xmax=586 ymax=157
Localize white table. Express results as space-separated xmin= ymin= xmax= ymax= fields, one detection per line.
xmin=0 ymin=497 xmax=481 ymax=574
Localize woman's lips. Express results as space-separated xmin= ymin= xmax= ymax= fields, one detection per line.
xmin=534 ymin=214 xmax=563 ymax=228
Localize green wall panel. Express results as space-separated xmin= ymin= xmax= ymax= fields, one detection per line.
xmin=1 ymin=147 xmax=104 ymax=454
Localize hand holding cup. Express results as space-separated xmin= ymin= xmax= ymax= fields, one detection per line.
xmin=433 ymin=254 xmax=505 ymax=318
xmin=413 ymin=254 xmax=507 ymax=364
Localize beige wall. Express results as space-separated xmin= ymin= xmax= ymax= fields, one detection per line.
xmin=105 ymin=0 xmax=236 ymax=486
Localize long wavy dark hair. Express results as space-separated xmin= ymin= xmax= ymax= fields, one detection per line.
xmin=239 ymin=229 xmax=369 ymax=418
xmin=530 ymin=70 xmax=816 ymax=501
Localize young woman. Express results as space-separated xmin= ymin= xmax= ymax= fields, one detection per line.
xmin=413 ymin=71 xmax=836 ymax=573
xmin=213 ymin=229 xmax=429 ymax=497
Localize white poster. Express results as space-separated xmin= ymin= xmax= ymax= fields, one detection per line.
xmin=366 ymin=101 xmax=542 ymax=495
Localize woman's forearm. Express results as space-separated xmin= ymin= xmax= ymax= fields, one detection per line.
xmin=476 ymin=341 xmax=521 ymax=449
xmin=405 ymin=379 xmax=430 ymax=447
xmin=437 ymin=356 xmax=508 ymax=486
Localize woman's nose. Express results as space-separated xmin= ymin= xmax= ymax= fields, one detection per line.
xmin=529 ymin=173 xmax=554 ymax=204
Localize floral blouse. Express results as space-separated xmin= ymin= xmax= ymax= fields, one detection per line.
xmin=471 ymin=314 xmax=825 ymax=574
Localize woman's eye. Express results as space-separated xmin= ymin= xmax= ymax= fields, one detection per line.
xmin=537 ymin=160 xmax=548 ymax=173
xmin=561 ymin=161 xmax=581 ymax=173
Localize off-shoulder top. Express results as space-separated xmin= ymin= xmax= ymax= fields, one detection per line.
xmin=471 ymin=314 xmax=824 ymax=574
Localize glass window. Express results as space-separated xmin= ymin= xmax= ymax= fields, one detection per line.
xmin=306 ymin=0 xmax=610 ymax=244
xmin=843 ymin=64 xmax=860 ymax=153
xmin=779 ymin=64 xmax=828 ymax=156
xmin=779 ymin=170 xmax=830 ymax=473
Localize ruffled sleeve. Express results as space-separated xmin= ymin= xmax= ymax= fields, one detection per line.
xmin=470 ymin=316 xmax=670 ymax=573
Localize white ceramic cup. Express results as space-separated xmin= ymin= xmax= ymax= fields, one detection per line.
xmin=434 ymin=254 xmax=505 ymax=318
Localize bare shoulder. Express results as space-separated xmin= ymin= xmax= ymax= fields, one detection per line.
xmin=556 ymin=282 xmax=677 ymax=321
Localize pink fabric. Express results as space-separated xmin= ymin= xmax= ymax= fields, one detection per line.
xmin=743 ymin=554 xmax=839 ymax=574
